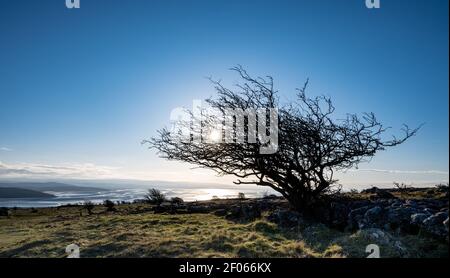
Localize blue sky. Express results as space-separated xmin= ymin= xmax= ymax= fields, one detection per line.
xmin=0 ymin=0 xmax=448 ymax=186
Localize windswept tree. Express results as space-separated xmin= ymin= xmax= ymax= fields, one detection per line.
xmin=144 ymin=66 xmax=419 ymax=212
xmin=145 ymin=189 xmax=167 ymax=206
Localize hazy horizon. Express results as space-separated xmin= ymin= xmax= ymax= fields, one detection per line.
xmin=0 ymin=176 xmax=446 ymax=208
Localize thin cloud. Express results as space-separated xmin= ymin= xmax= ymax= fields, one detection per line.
xmin=0 ymin=161 xmax=120 ymax=180
xmin=0 ymin=160 xmax=448 ymax=185
xmin=348 ymin=168 xmax=449 ymax=175
xmin=0 ymin=160 xmax=235 ymax=184
xmin=0 ymin=147 xmax=12 ymax=152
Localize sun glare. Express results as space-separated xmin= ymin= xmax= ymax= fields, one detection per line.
xmin=208 ymin=129 xmax=222 ymax=143
xmin=194 ymin=188 xmax=235 ymax=200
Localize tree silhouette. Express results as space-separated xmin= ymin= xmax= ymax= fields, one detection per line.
xmin=145 ymin=188 xmax=167 ymax=206
xmin=144 ymin=66 xmax=419 ymax=212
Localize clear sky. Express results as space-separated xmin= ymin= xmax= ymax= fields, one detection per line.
xmin=0 ymin=0 xmax=448 ymax=187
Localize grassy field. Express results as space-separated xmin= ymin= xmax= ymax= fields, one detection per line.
xmin=0 ymin=203 xmax=447 ymax=258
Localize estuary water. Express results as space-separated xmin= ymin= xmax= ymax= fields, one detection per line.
xmin=0 ymin=185 xmax=275 ymax=208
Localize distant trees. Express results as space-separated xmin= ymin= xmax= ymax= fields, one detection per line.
xmin=238 ymin=192 xmax=246 ymax=200
xmin=145 ymin=189 xmax=167 ymax=205
xmin=146 ymin=66 xmax=420 ymax=212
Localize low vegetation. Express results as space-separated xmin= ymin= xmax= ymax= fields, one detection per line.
xmin=0 ymin=187 xmax=447 ymax=258
xmin=103 ymin=200 xmax=116 ymax=212
xmin=82 ymin=201 xmax=95 ymax=215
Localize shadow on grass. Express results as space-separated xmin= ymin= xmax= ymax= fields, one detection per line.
xmin=81 ymin=242 xmax=130 ymax=257
xmin=0 ymin=239 xmax=53 ymax=257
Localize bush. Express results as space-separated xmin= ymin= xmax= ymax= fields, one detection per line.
xmin=83 ymin=201 xmax=94 ymax=215
xmin=145 ymin=189 xmax=166 ymax=205
xmin=170 ymin=197 xmax=184 ymax=205
xmin=435 ymin=183 xmax=449 ymax=190
xmin=0 ymin=207 xmax=9 ymax=217
xmin=238 ymin=192 xmax=246 ymax=200
xmin=393 ymin=182 xmax=411 ymax=197
xmin=103 ymin=199 xmax=116 ymax=212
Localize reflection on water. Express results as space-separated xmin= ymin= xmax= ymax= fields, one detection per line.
xmin=0 ymin=187 xmax=275 ymax=208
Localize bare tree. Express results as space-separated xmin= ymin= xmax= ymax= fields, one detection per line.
xmin=144 ymin=66 xmax=420 ymax=212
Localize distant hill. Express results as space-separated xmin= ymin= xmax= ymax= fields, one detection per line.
xmin=0 ymin=182 xmax=106 ymax=193
xmin=0 ymin=187 xmax=55 ymax=198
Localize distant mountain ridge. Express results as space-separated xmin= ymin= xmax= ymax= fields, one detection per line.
xmin=0 ymin=187 xmax=55 ymax=198
xmin=0 ymin=182 xmax=106 ymax=193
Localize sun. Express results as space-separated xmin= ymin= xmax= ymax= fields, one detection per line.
xmin=208 ymin=129 xmax=222 ymax=143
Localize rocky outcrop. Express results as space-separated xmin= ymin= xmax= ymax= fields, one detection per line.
xmin=268 ymin=187 xmax=449 ymax=241
xmin=151 ymin=197 xmax=285 ymax=220
xmin=362 ymin=187 xmax=396 ymax=199
xmin=333 ymin=191 xmax=449 ymax=241
xmin=149 ymin=186 xmax=449 ymax=241
xmin=267 ymin=209 xmax=303 ymax=227
xmin=225 ymin=204 xmax=261 ymax=221
xmin=421 ymin=212 xmax=448 ymax=240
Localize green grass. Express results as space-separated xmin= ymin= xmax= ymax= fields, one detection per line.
xmin=0 ymin=204 xmax=447 ymax=258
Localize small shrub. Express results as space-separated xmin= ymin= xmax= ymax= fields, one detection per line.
xmin=237 ymin=192 xmax=246 ymax=200
xmin=0 ymin=207 xmax=9 ymax=217
xmin=394 ymin=182 xmax=409 ymax=190
xmin=435 ymin=183 xmax=449 ymax=190
xmin=83 ymin=201 xmax=94 ymax=215
xmin=394 ymin=182 xmax=410 ymax=197
xmin=103 ymin=199 xmax=116 ymax=212
xmin=170 ymin=197 xmax=184 ymax=205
